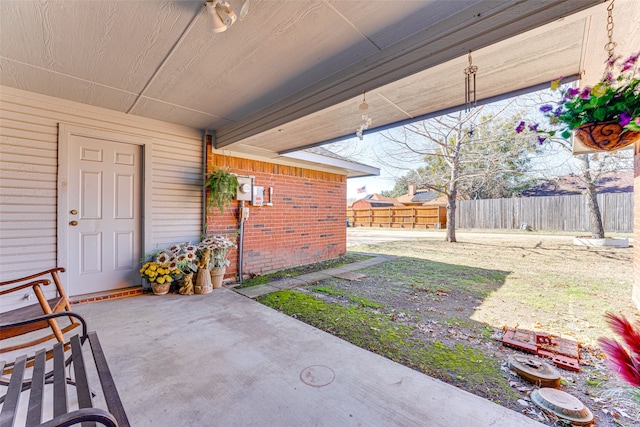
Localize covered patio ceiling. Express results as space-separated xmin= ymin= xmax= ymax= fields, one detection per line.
xmin=2 ymin=0 xmax=638 ymax=161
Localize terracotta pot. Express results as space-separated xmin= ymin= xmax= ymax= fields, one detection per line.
xmin=210 ymin=266 xmax=226 ymax=289
xmin=574 ymin=121 xmax=640 ymax=151
xmin=194 ymin=268 xmax=213 ymax=294
xmin=151 ymin=282 xmax=170 ymax=295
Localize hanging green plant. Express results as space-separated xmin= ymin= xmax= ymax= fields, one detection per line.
xmin=205 ymin=167 xmax=239 ymax=214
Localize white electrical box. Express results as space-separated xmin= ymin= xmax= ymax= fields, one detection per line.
xmin=236 ymin=176 xmax=253 ymax=201
xmin=252 ymin=186 xmax=264 ymax=206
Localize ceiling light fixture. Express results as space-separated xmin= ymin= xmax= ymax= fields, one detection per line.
xmin=206 ymin=0 xmax=250 ymax=33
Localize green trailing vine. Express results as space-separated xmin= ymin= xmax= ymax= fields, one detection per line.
xmin=205 ymin=167 xmax=239 ymax=214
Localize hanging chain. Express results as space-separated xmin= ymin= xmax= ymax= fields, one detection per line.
xmin=604 ymin=0 xmax=616 ymax=67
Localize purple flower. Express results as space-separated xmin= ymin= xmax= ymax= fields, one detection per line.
xmin=603 ymin=72 xmax=614 ymax=83
xmin=620 ymin=112 xmax=632 ymax=127
xmin=566 ymin=87 xmax=580 ymax=97
xmin=515 ymin=121 xmax=525 ymax=133
xmin=622 ymin=53 xmax=639 ymax=71
xmin=528 ymin=123 xmax=539 ymax=132
xmin=540 ymin=105 xmax=553 ymax=113
xmin=606 ymin=55 xmax=621 ymax=68
xmin=554 ymin=107 xmax=563 ymax=118
xmin=580 ymin=87 xmax=591 ymax=99
xmin=537 ymin=136 xmax=546 ymax=144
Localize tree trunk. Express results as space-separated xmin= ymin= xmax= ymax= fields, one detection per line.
xmin=445 ymin=132 xmax=461 ymax=243
xmin=445 ymin=189 xmax=457 ymax=242
xmin=579 ymin=155 xmax=605 ymax=239
xmin=585 ymin=183 xmax=605 ymax=238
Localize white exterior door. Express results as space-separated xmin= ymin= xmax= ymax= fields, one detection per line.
xmin=66 ymin=134 xmax=142 ymax=296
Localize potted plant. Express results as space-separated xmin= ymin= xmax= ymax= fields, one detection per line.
xmin=198 ymin=235 xmax=237 ymax=288
xmin=140 ymin=251 xmax=183 ymax=295
xmin=516 ymin=52 xmax=640 ymax=151
xmin=205 ymin=167 xmax=239 ymax=214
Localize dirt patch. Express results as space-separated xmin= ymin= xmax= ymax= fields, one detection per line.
xmin=236 ymin=253 xmax=372 ymax=288
xmin=260 ymin=233 xmax=639 ymax=426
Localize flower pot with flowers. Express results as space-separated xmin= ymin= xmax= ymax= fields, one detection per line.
xmin=516 ymin=51 xmax=640 ymax=151
xmin=198 ymin=235 xmax=237 ymax=288
xmin=140 ymin=251 xmax=183 ymax=295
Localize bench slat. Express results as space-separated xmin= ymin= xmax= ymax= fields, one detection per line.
xmin=26 ymin=349 xmax=47 ymax=427
xmin=0 ymin=355 xmax=27 ymax=427
xmin=70 ymin=334 xmax=97 ymax=427
xmin=52 ymin=342 xmax=68 ymax=418
xmin=88 ymin=332 xmax=130 ymax=427
xmin=1 ymin=312 xmax=127 ymax=427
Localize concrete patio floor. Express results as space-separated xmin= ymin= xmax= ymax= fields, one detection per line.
xmin=72 ymin=290 xmax=543 ymax=426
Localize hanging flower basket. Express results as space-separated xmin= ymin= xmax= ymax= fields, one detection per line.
xmin=574 ymin=121 xmax=640 ymax=151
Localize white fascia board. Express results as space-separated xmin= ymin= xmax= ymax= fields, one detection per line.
xmin=281 ymin=151 xmax=379 ymax=178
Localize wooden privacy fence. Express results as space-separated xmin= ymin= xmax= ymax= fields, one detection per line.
xmin=455 ymin=193 xmax=633 ymax=232
xmin=347 ymin=206 xmax=447 ymax=229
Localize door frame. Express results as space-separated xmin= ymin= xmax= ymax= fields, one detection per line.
xmin=57 ymin=123 xmax=153 ymax=294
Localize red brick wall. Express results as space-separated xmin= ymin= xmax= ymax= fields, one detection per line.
xmin=633 ymin=150 xmax=640 ymax=309
xmin=206 ymin=150 xmax=347 ymax=280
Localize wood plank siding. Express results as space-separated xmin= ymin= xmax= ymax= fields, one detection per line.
xmin=0 ymin=86 xmax=203 ymax=282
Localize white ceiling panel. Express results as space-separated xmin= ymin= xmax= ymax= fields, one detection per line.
xmin=3 ymin=0 xmax=632 ymax=163
xmin=133 ymin=96 xmax=232 ymax=130
xmin=0 ymin=57 xmax=138 ymax=112
xmin=0 ymin=0 xmax=199 ymax=93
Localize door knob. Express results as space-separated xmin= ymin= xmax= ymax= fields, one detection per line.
xmin=70 ymin=209 xmax=78 ymax=215
xmin=70 ymin=220 xmax=78 ymax=226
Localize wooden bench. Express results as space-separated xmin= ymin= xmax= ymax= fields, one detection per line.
xmin=1 ymin=268 xmax=80 ymax=355
xmin=0 ymin=312 xmax=130 ymax=427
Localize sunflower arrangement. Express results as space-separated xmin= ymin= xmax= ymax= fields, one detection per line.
xmin=140 ymin=248 xmax=183 ymax=284
xmin=140 ymin=235 xmax=236 ymax=284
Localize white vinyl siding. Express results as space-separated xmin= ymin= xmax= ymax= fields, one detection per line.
xmin=0 ymin=86 xmax=203 ymax=282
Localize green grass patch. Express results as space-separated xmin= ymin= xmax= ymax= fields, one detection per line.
xmin=348 ymin=295 xmax=383 ymax=309
xmin=313 ymin=286 xmax=346 ymax=297
xmin=313 ymin=285 xmax=382 ymax=309
xmin=258 ymin=290 xmax=517 ymax=405
xmin=237 ymin=253 xmax=372 ymax=288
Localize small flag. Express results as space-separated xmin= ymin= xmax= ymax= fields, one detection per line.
xmin=357 ymin=185 xmax=367 ymax=194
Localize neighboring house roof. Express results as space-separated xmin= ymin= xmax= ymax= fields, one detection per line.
xmin=369 ymin=194 xmax=404 ymax=205
xmin=521 ymin=171 xmax=633 ymax=197
xmin=352 ymin=194 xmax=403 ymax=207
xmin=396 ymin=189 xmax=439 ymax=205
xmin=356 ymin=201 xmax=397 ymax=208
